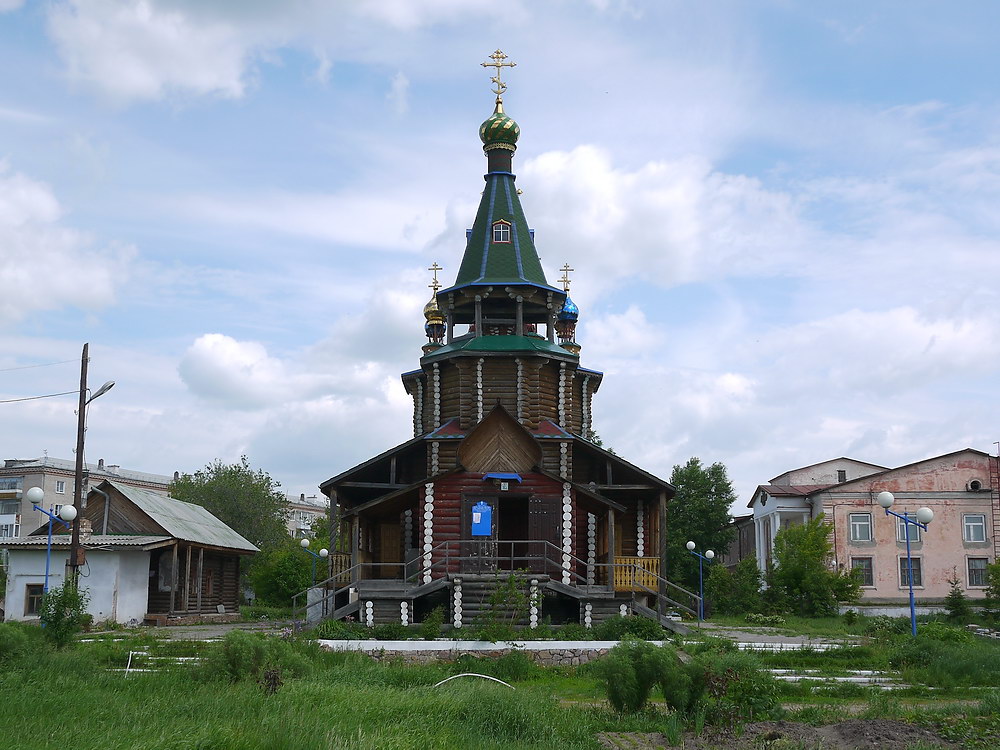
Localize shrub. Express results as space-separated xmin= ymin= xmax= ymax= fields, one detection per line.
xmin=246 ymin=540 xmax=313 ymax=607
xmin=864 ymin=615 xmax=910 ymax=637
xmin=373 ymin=622 xmax=408 ymax=640
xmin=420 ymin=606 xmax=445 ymax=640
xmin=557 ymin=623 xmax=589 ymax=640
xmin=697 ymin=650 xmax=780 ymax=722
xmin=842 ymin=609 xmax=858 ymax=626
xmin=594 ymin=637 xmax=677 ymax=712
xmin=0 ymin=622 xmax=34 ymax=665
xmin=706 ymin=557 xmax=763 ymax=616
xmin=918 ymin=621 xmax=973 ymax=643
xmin=592 ymin=614 xmax=667 ymax=641
xmin=745 ymin=613 xmax=785 ymax=627
xmin=313 ymin=618 xmax=369 ymax=640
xmin=201 ymin=629 xmax=313 ymax=684
xmin=39 ymin=583 xmax=90 ymax=648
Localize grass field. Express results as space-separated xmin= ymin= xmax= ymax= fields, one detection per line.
xmin=2 ymin=619 xmax=1000 ymax=749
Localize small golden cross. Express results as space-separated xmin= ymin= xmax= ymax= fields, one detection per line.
xmin=481 ymin=49 xmax=517 ymax=98
xmin=559 ymin=263 xmax=574 ymax=292
xmin=428 ymin=262 xmax=443 ymax=292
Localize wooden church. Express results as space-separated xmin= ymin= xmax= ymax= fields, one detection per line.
xmin=314 ymin=52 xmax=697 ymax=630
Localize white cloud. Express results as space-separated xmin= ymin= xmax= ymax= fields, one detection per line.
xmin=0 ymin=164 xmax=133 ymax=324
xmin=513 ymin=146 xmax=812 ymax=294
xmin=386 ymin=71 xmax=409 ymax=115
xmin=47 ymin=0 xmax=256 ymax=101
xmin=0 ymin=0 xmax=24 ymax=12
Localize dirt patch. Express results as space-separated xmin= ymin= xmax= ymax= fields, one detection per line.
xmin=599 ymin=719 xmax=957 ymax=749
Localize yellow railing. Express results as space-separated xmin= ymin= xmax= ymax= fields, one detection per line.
xmin=613 ymin=556 xmax=660 ymax=592
xmin=330 ymin=553 xmax=352 ymax=585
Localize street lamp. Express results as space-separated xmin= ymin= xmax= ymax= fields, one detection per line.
xmin=877 ymin=491 xmax=933 ymax=637
xmin=300 ymin=537 xmax=329 ymax=584
xmin=25 ymin=487 xmax=78 ymax=593
xmin=686 ymin=541 xmax=715 ymax=622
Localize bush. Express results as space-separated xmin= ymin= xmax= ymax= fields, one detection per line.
xmin=745 ymin=613 xmax=786 ymax=627
xmin=594 ymin=637 xmax=678 ymax=712
xmin=698 ymin=650 xmax=781 ymax=722
xmin=373 ymin=622 xmax=408 ymax=640
xmin=864 ymin=615 xmax=910 ymax=637
xmin=312 ymin=618 xmax=369 ymax=640
xmin=39 ymin=583 xmax=90 ymax=648
xmin=592 ymin=614 xmax=667 ymax=641
xmin=557 ymin=623 xmax=589 ymax=640
xmin=201 ymin=629 xmax=313 ymax=684
xmin=706 ymin=557 xmax=763 ymax=616
xmin=420 ymin=606 xmax=444 ymax=640
xmin=0 ymin=622 xmax=34 ymax=665
xmin=246 ymin=540 xmax=313 ymax=607
xmin=842 ymin=609 xmax=858 ymax=626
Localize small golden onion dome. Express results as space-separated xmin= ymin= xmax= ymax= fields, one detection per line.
xmin=424 ymin=295 xmax=445 ymax=323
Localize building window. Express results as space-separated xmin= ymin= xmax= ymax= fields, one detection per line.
xmin=25 ymin=584 xmax=44 ymax=615
xmin=492 ymin=221 xmax=511 ymax=243
xmin=851 ymin=557 xmax=874 ymax=586
xmin=55 ymin=480 xmax=66 ymax=494
xmin=896 ymin=514 xmax=922 ymax=543
xmin=0 ymin=522 xmax=19 ymax=538
xmin=964 ymin=514 xmax=987 ymax=543
xmin=849 ymin=513 xmax=872 ymax=542
xmin=837 ymin=469 xmax=847 ymax=483
xmin=0 ymin=499 xmax=19 ymax=515
xmin=969 ymin=557 xmax=988 ymax=587
xmin=899 ymin=557 xmax=922 ymax=587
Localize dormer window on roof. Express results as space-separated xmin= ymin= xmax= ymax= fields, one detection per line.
xmin=492 ymin=220 xmax=511 ymax=243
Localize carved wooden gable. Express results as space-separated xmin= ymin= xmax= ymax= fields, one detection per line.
xmin=457 ymin=405 xmax=542 ymax=473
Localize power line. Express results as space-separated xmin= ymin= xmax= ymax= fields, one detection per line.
xmin=0 ymin=358 xmax=77 ymax=373
xmin=0 ymin=390 xmax=79 ymax=404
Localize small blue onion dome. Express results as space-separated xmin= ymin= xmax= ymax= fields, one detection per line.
xmin=558 ymin=295 xmax=579 ymax=321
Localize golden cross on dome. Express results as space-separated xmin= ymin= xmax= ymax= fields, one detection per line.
xmin=558 ymin=263 xmax=574 ymax=292
xmin=428 ymin=262 xmax=443 ymax=292
xmin=481 ymin=49 xmax=517 ymax=99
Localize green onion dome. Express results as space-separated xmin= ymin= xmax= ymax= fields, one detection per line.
xmin=479 ymin=102 xmax=520 ymax=152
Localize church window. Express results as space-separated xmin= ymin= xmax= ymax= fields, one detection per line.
xmin=492 ymin=221 xmax=511 ymax=243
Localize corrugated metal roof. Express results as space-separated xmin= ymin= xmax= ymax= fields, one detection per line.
xmin=0 ymin=534 xmax=171 ymax=549
xmin=109 ymin=481 xmax=258 ymax=552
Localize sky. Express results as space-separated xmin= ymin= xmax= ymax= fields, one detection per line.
xmin=1 ymin=0 xmax=999 ymax=509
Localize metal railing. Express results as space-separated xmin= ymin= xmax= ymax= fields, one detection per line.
xmin=291 ymin=538 xmax=700 ymax=622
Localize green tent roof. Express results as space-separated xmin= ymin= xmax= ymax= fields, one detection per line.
xmin=449 ymin=173 xmax=556 ymax=290
xmin=422 ymin=335 xmax=577 ymax=360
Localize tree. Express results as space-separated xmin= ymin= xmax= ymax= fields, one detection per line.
xmin=170 ymin=456 xmax=288 ymax=553
xmin=246 ymin=539 xmax=313 ymax=606
xmin=768 ymin=515 xmax=860 ymax=616
xmin=665 ymin=458 xmax=737 ymax=592
xmin=944 ymin=571 xmax=972 ymax=623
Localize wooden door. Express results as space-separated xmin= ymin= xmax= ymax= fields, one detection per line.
xmin=380 ymin=523 xmax=402 ymax=579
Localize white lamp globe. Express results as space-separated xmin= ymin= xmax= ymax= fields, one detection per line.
xmin=319 ymin=549 xmax=329 ymax=558
xmin=58 ymin=505 xmax=78 ymax=522
xmin=686 ymin=541 xmax=696 ymax=551
xmin=300 ymin=537 xmax=311 ymax=548
xmin=915 ymin=507 xmax=934 ymax=525
xmin=25 ymin=486 xmax=44 ymax=505
xmin=706 ymin=550 xmax=715 ymax=560
xmin=877 ymin=491 xmax=895 ymax=509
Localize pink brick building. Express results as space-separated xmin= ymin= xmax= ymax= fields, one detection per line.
xmin=749 ymin=449 xmax=999 ymax=604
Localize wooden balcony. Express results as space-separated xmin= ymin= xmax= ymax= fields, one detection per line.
xmin=613 ymin=556 xmax=660 ymax=592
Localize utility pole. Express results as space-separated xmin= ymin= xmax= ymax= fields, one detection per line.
xmin=69 ymin=343 xmax=89 ymax=583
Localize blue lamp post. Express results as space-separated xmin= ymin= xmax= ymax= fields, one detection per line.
xmin=686 ymin=541 xmax=715 ymax=621
xmin=25 ymin=486 xmax=77 ymax=593
xmin=877 ymin=491 xmax=933 ymax=637
xmin=300 ymin=537 xmax=329 ymax=584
